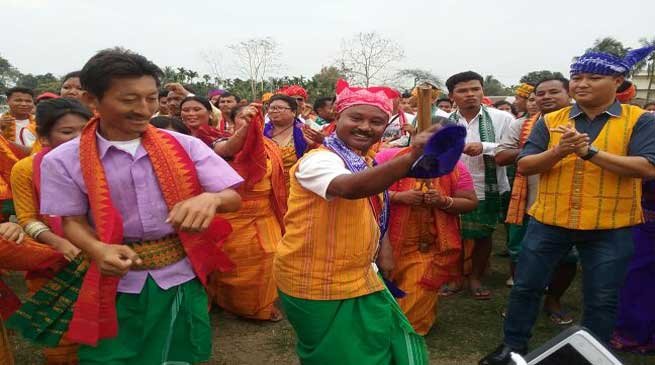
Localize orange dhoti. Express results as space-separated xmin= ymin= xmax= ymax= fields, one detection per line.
xmin=208 ymin=163 xmax=283 ymax=320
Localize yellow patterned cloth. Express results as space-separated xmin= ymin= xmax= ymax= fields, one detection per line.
xmin=274 ymin=150 xmax=385 ymax=301
xmin=127 ymin=236 xmax=187 ymax=270
xmin=529 ymin=105 xmax=644 ymax=229
xmin=279 ymin=144 xmax=298 ymax=193
xmin=515 ymin=83 xmax=535 ymax=98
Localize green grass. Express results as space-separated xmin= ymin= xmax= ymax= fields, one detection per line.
xmin=6 ymin=226 xmax=654 ymax=364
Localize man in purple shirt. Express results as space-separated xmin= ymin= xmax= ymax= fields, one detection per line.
xmin=39 ymin=48 xmax=243 ymax=364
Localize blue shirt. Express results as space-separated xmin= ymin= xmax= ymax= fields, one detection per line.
xmin=518 ymin=101 xmax=655 ymax=164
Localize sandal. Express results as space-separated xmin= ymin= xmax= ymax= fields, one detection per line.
xmin=472 ymin=287 xmax=492 ymax=300
xmin=544 ymin=309 xmax=573 ymax=325
xmin=438 ymin=285 xmax=463 ymax=298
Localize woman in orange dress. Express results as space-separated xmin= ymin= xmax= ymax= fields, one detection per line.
xmin=375 ymin=117 xmax=477 ymax=335
xmin=198 ymin=104 xmax=287 ymax=321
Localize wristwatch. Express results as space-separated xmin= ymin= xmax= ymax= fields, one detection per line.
xmin=581 ymin=146 xmax=599 ymax=160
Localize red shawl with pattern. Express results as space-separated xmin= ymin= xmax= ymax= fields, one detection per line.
xmin=66 ymin=118 xmax=234 ymax=345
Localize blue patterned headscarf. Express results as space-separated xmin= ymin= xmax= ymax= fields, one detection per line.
xmin=570 ymin=45 xmax=655 ymax=76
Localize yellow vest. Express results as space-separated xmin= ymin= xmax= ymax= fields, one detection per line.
xmin=274 ymin=150 xmax=385 ymax=300
xmin=529 ymin=105 xmax=644 ymax=230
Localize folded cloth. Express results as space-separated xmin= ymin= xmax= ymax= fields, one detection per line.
xmin=407 ymin=125 xmax=466 ymax=178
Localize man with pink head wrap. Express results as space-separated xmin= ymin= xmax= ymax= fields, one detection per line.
xmin=274 ymin=79 xmax=435 ymax=365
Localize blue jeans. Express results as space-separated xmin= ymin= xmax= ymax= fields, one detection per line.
xmin=503 ymin=219 xmax=634 ymax=348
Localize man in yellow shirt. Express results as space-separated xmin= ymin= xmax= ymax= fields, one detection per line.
xmin=481 ymin=45 xmax=655 ymax=365
xmin=274 ymin=79 xmax=440 ymax=365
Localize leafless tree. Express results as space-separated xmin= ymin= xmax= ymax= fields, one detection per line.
xmin=199 ymin=48 xmax=226 ymax=86
xmin=337 ymin=32 xmax=404 ymax=87
xmin=228 ymin=37 xmax=280 ymax=99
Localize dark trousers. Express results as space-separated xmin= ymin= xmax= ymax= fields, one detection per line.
xmin=503 ymin=219 xmax=634 ymax=348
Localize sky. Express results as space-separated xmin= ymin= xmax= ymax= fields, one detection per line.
xmin=3 ymin=0 xmax=654 ymax=87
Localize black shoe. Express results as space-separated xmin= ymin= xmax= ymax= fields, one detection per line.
xmin=479 ymin=344 xmax=527 ymax=365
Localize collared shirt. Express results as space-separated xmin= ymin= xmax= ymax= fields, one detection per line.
xmin=450 ymin=107 xmax=514 ymax=199
xmin=519 ymin=101 xmax=655 ymax=165
xmin=40 ymin=130 xmax=244 ymax=293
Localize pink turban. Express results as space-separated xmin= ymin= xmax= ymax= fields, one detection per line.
xmin=334 ymin=79 xmax=398 ymax=117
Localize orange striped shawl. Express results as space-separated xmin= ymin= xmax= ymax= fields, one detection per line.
xmin=505 ymin=114 xmax=539 ymax=225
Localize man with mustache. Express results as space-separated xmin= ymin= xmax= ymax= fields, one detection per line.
xmin=274 ymin=79 xmax=439 ymax=365
xmin=480 ymin=45 xmax=655 ymax=365
xmin=444 ymin=71 xmax=514 ymax=300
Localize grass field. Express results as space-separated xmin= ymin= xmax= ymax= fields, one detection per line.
xmin=6 ymin=227 xmax=653 ymax=364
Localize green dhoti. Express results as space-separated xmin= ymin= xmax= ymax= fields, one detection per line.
xmin=8 ymin=255 xmax=211 ymax=365
xmin=78 ymin=277 xmax=211 ymax=365
xmin=279 ymin=287 xmax=428 ymax=365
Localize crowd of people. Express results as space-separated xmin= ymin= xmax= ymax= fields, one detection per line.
xmin=0 ymin=44 xmax=654 ymax=365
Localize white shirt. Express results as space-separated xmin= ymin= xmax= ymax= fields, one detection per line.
xmin=97 ymin=132 xmax=142 ymax=156
xmin=450 ymin=107 xmax=514 ymax=199
xmin=295 ymin=151 xmax=352 ymax=200
xmin=15 ymin=119 xmax=36 ymax=147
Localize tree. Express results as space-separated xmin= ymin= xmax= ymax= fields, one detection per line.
xmin=337 ymin=32 xmax=404 ymax=87
xmin=483 ymin=75 xmax=513 ymax=96
xmin=16 ymin=73 xmax=59 ymax=94
xmin=395 ymin=69 xmax=442 ymax=90
xmin=229 ymin=37 xmax=280 ymax=100
xmin=308 ymin=66 xmax=343 ymax=100
xmin=0 ymin=54 xmax=20 ymax=95
xmin=639 ymin=37 xmax=655 ymax=102
xmin=519 ymin=70 xmax=565 ymax=85
xmin=199 ymin=48 xmax=226 ymax=87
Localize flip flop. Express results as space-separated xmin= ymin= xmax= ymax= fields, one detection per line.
xmin=472 ymin=287 xmax=492 ymax=300
xmin=438 ymin=285 xmax=463 ymax=298
xmin=544 ymin=309 xmax=573 ymax=325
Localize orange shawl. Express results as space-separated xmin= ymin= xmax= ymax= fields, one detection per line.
xmin=67 ymin=118 xmax=234 ymax=346
xmin=230 ymin=111 xmax=287 ymax=229
xmin=387 ymin=148 xmax=462 ymax=290
xmin=505 ymin=114 xmax=539 ymax=225
xmin=0 ymin=135 xmax=18 ymax=201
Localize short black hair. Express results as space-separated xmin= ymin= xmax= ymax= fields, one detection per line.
xmin=62 ymin=71 xmax=81 ymax=83
xmin=446 ymin=71 xmax=484 ymax=93
xmin=35 ymin=97 xmax=92 ymax=137
xmin=180 ymin=96 xmax=213 ymax=112
xmin=436 ymin=97 xmax=452 ymax=105
xmin=159 ymin=90 xmax=169 ymax=99
xmin=401 ymin=92 xmax=412 ymax=99
xmin=218 ymin=92 xmax=241 ymax=103
xmin=5 ymin=86 xmax=34 ymax=99
xmin=617 ymin=80 xmax=632 ymax=93
xmin=534 ymin=77 xmax=570 ymax=92
xmin=313 ymin=96 xmax=333 ymax=111
xmin=229 ymin=104 xmax=246 ymax=122
xmin=80 ymin=48 xmax=163 ymax=100
xmin=493 ymin=100 xmax=516 ymax=115
xmin=150 ymin=116 xmax=191 ymax=135
xmin=269 ymin=94 xmax=298 ymax=112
